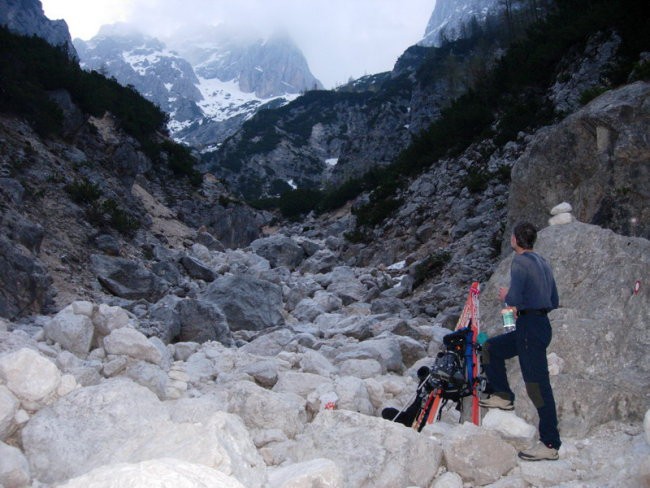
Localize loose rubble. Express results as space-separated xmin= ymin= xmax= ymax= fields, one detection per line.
xmin=0 ymin=220 xmax=648 ymax=487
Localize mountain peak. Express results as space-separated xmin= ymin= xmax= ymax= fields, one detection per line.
xmin=420 ymin=0 xmax=501 ymax=47
xmin=0 ymin=0 xmax=77 ymax=59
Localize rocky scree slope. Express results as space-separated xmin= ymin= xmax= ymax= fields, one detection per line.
xmin=0 ymin=104 xmax=270 ymax=321
xmin=0 ymin=219 xmax=648 ymax=488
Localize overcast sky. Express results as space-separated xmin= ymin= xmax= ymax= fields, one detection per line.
xmin=41 ymin=0 xmax=436 ymax=88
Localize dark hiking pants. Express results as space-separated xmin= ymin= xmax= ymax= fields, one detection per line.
xmin=482 ymin=314 xmax=561 ymax=449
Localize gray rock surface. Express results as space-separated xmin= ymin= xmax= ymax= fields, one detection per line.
xmin=251 ymin=235 xmax=305 ymax=269
xmin=203 ymin=275 xmax=285 ymax=331
xmin=0 ymin=237 xmax=53 ymax=319
xmin=481 ymin=222 xmax=650 ymax=436
xmin=175 ymin=298 xmax=233 ymax=345
xmin=91 ymin=255 xmax=168 ymax=302
xmin=507 ymin=82 xmax=650 ymax=241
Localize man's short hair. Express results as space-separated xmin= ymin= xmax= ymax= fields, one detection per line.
xmin=513 ymin=221 xmax=537 ymax=249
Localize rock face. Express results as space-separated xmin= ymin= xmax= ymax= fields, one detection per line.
xmin=420 ymin=0 xmax=502 ymax=47
xmin=0 ymin=236 xmax=53 ymax=319
xmin=481 ymin=222 xmax=650 ymax=436
xmin=507 ymin=81 xmax=650 ymax=241
xmin=0 ymin=0 xmax=77 ymax=59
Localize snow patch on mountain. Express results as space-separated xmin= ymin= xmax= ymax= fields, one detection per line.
xmin=196 ymin=77 xmax=298 ymax=122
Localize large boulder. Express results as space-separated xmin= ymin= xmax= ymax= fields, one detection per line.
xmin=90 ymin=254 xmax=167 ymax=302
xmin=268 ymin=458 xmax=343 ymax=488
xmin=58 ymin=458 xmax=246 ymax=488
xmin=481 ymin=222 xmax=650 ymax=435
xmin=0 ymin=237 xmax=53 ymax=319
xmin=203 ymin=275 xmax=284 ymax=331
xmin=0 ymin=348 xmax=61 ymax=410
xmin=174 ymin=298 xmax=233 ymax=345
xmin=0 ymin=385 xmax=19 ymax=440
xmin=250 ymin=235 xmax=305 ymax=269
xmin=21 ymin=378 xmax=266 ymax=486
xmin=442 ymin=422 xmax=518 ymax=486
xmin=44 ymin=305 xmax=95 ymax=357
xmin=272 ymin=409 xmax=442 ymax=488
xmin=102 ymin=327 xmax=164 ymax=365
xmin=179 ymin=255 xmax=216 ymax=282
xmin=507 ymin=81 xmax=650 ymax=240
xmin=171 ymin=381 xmax=307 ymax=439
xmin=0 ymin=441 xmax=30 ymax=488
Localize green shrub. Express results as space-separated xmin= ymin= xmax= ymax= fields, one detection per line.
xmin=464 ymin=166 xmax=490 ymax=193
xmin=103 ymin=200 xmax=140 ymax=236
xmin=579 ymin=86 xmax=609 ymax=105
xmin=353 ymin=197 xmax=403 ymax=227
xmin=159 ymin=141 xmax=202 ymax=186
xmin=343 ymin=229 xmax=371 ymax=244
xmin=0 ymin=26 xmax=166 ymax=144
xmin=64 ymin=178 xmax=102 ymax=204
xmin=630 ymin=60 xmax=650 ymax=81
xmin=278 ymin=188 xmax=323 ymax=220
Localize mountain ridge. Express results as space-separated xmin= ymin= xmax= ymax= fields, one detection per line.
xmin=73 ymin=22 xmax=322 ymax=148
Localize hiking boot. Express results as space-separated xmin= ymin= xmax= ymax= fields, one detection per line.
xmin=518 ymin=442 xmax=559 ymax=461
xmin=478 ymin=395 xmax=514 ymax=410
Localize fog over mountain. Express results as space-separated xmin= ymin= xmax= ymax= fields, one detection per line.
xmin=74 ymin=22 xmax=322 ymax=148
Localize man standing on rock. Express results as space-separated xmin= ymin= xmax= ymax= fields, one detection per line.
xmin=480 ymin=221 xmax=562 ymax=461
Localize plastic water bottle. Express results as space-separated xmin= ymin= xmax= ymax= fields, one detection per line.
xmin=501 ymin=306 xmax=515 ymax=329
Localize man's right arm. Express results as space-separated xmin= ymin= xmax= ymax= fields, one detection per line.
xmin=504 ymin=258 xmax=525 ymax=309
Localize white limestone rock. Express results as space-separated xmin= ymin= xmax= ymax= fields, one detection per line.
xmin=547 ymin=352 xmax=565 ymax=376
xmin=645 ymin=409 xmax=650 ymax=444
xmin=0 ymin=385 xmax=19 ymax=440
xmin=184 ymin=351 xmax=216 ymax=383
xmin=173 ymin=341 xmax=200 ymax=361
xmin=482 ymin=409 xmax=536 ymax=447
xmin=298 ymin=349 xmax=338 ymax=377
xmin=337 ymin=358 xmax=383 ymax=379
xmin=211 ymin=381 xmax=307 ymax=439
xmin=71 ymin=300 xmax=94 ymax=317
xmin=548 ymin=212 xmax=573 ymax=225
xmin=0 ymin=348 xmax=61 ymax=408
xmin=442 ymin=422 xmax=517 ymax=485
xmin=331 ymin=376 xmax=374 ymax=415
xmin=124 ymin=361 xmax=169 ymax=399
xmin=102 ymin=356 xmax=128 ymax=378
xmin=519 ymin=459 xmax=575 ymax=486
xmin=0 ymin=441 xmax=30 ymax=488
xmin=0 ymin=319 xmax=8 ymax=332
xmin=272 ymin=371 xmax=333 ymax=399
xmin=333 ymin=336 xmax=404 ymax=374
xmin=57 ymin=458 xmax=246 ymax=488
xmin=44 ymin=306 xmax=94 ymax=356
xmin=550 ymin=202 xmax=573 ymax=215
xmin=56 ymin=374 xmax=79 ymax=397
xmin=482 ymin=476 xmax=528 ymax=487
xmin=639 ymin=454 xmax=650 ymax=488
xmin=275 ymin=409 xmax=442 ymax=488
xmin=92 ymin=304 xmax=130 ymax=338
xmin=432 ymin=471 xmax=463 ymax=488
xmin=103 ymin=327 xmax=163 ymax=365
xmin=242 ymin=359 xmax=279 ymax=388
xmin=21 ymin=378 xmax=266 ymax=486
xmin=268 ymin=458 xmax=344 ymax=488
